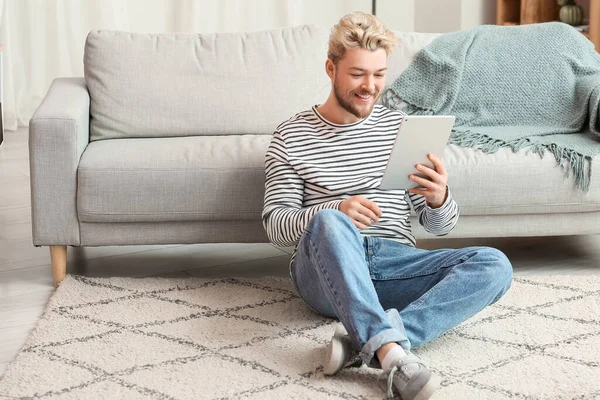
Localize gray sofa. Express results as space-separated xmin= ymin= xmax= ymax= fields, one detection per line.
xmin=29 ymin=25 xmax=600 ymax=287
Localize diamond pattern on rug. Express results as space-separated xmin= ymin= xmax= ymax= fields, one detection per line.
xmin=157 ymin=279 xmax=294 ymax=310
xmin=47 ymin=380 xmax=156 ymax=400
xmin=0 ymin=351 xmax=97 ymax=398
xmin=0 ymin=275 xmax=599 ymax=399
xmin=490 ymin=278 xmax=585 ymax=309
xmin=230 ymin=297 xmax=331 ymax=330
xmin=456 ymin=311 xmax=598 ymax=347
xmin=140 ymin=312 xmax=289 ymax=350
xmin=536 ymin=296 xmax=600 ymax=323
xmin=223 ymin=332 xmax=324 ymax=376
xmin=51 ymin=330 xmax=198 ymax=374
xmin=471 ymin=354 xmax=600 ymax=398
xmin=20 ymin=312 xmax=116 ymax=349
xmin=414 ymin=332 xmax=524 ymax=377
xmin=545 ymin=334 xmax=600 ymax=365
xmin=431 ymin=382 xmax=510 ymax=400
xmin=121 ymin=355 xmax=284 ymax=399
xmin=67 ymin=296 xmax=204 ymax=326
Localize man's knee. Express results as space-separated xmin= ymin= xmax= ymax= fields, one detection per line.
xmin=475 ymin=247 xmax=513 ymax=298
xmin=307 ymin=209 xmax=355 ymax=235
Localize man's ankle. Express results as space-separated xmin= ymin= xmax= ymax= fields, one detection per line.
xmin=378 ymin=343 xmax=407 ymax=371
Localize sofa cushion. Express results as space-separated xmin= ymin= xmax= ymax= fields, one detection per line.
xmin=77 ymin=136 xmax=269 ymax=223
xmin=77 ymin=135 xmax=600 ymax=224
xmin=444 ymin=141 xmax=600 ymax=215
xmin=387 ymin=31 xmax=440 ymax=83
xmin=84 ymin=26 xmax=330 ymax=141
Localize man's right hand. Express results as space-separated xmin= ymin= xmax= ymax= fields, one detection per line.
xmin=338 ymin=196 xmax=382 ymax=230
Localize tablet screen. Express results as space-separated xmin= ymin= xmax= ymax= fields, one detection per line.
xmin=378 ymin=115 xmax=455 ymax=190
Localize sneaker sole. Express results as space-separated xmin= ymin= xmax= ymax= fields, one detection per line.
xmin=323 ymin=325 xmax=348 ymax=376
xmin=323 ymin=334 xmax=345 ymax=375
xmin=413 ymin=373 xmax=442 ymax=400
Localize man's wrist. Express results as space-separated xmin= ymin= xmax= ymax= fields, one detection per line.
xmin=428 ymin=185 xmax=449 ymax=209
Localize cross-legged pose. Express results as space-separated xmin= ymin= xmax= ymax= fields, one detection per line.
xmin=262 ymin=11 xmax=513 ymax=400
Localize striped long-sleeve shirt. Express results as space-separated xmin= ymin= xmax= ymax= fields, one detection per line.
xmin=262 ymin=104 xmax=459 ymax=250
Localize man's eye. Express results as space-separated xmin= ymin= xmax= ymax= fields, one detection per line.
xmin=351 ymin=74 xmax=362 ymax=78
xmin=375 ymin=74 xmax=385 ymax=78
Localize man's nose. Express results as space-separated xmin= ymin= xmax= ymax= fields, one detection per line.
xmin=361 ymin=75 xmax=375 ymax=92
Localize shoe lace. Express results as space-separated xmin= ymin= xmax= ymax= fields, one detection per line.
xmin=378 ymin=365 xmax=399 ymax=399
xmin=377 ymin=355 xmax=423 ymax=399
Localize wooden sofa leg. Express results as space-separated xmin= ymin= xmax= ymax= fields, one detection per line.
xmin=50 ymin=245 xmax=67 ymax=288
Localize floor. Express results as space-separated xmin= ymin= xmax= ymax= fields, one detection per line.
xmin=2 ymin=127 xmax=600 ymax=378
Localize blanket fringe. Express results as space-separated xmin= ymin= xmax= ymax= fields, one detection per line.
xmin=381 ymin=89 xmax=434 ymax=115
xmin=383 ymin=88 xmax=592 ymax=192
xmin=451 ymin=130 xmax=592 ymax=192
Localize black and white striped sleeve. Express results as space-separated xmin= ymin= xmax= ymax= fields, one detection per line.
xmin=262 ymin=131 xmax=343 ymax=247
xmin=408 ymin=188 xmax=460 ymax=236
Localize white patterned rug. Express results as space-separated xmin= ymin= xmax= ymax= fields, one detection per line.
xmin=0 ymin=274 xmax=599 ymax=399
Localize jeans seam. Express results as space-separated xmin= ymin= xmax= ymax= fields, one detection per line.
xmin=365 ymin=237 xmax=374 ymax=278
xmin=370 ymin=255 xmax=472 ymax=281
xmin=290 ymin=260 xmax=328 ymax=316
xmin=307 ymin=233 xmax=352 ymax=331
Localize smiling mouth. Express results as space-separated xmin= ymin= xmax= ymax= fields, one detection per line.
xmin=355 ymin=93 xmax=374 ymax=102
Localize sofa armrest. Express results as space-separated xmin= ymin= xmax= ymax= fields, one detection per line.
xmin=29 ymin=77 xmax=90 ymax=246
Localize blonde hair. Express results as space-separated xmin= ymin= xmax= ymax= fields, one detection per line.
xmin=328 ymin=11 xmax=398 ymax=64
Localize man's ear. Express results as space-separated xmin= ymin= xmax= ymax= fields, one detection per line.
xmin=325 ymin=59 xmax=335 ymax=79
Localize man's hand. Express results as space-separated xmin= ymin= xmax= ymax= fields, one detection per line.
xmin=407 ymin=153 xmax=448 ymax=208
xmin=339 ymin=196 xmax=382 ymax=230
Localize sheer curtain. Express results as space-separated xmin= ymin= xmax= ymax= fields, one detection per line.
xmin=0 ymin=0 xmax=370 ymax=130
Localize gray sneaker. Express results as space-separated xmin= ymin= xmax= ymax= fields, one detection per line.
xmin=323 ymin=324 xmax=363 ymax=375
xmin=379 ymin=353 xmax=441 ymax=400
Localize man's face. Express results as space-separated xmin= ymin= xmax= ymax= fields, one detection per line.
xmin=330 ymin=47 xmax=388 ymax=119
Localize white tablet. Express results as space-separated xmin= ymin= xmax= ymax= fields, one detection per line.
xmin=379 ymin=115 xmax=455 ymax=190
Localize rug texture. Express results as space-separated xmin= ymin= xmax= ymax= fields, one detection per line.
xmin=0 ymin=274 xmax=599 ymax=399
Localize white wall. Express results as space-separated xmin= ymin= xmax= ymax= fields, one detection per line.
xmin=416 ymin=0 xmax=463 ymax=32
xmin=376 ymin=0 xmax=496 ymax=33
xmin=377 ymin=0 xmax=415 ymax=32
xmin=460 ymin=0 xmax=497 ymax=30
xmin=1 ymin=0 xmax=375 ymax=129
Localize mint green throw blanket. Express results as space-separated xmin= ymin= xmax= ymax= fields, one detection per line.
xmin=382 ymin=22 xmax=600 ymax=192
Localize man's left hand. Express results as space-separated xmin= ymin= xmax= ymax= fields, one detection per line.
xmin=407 ymin=153 xmax=448 ymax=209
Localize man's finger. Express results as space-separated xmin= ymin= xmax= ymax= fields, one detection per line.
xmin=359 ymin=205 xmax=380 ymax=223
xmin=352 ymin=218 xmax=367 ymax=230
xmin=408 ymin=188 xmax=438 ymax=205
xmin=354 ymin=206 xmax=377 ymax=224
xmin=359 ymin=197 xmax=382 ymax=217
xmin=409 ymin=174 xmax=436 ymax=190
xmin=428 ymin=153 xmax=447 ymax=176
xmin=408 ymin=188 xmax=430 ymax=198
xmin=364 ymin=202 xmax=382 ymax=220
xmin=351 ymin=209 xmax=374 ymax=227
xmin=414 ymin=164 xmax=444 ymax=183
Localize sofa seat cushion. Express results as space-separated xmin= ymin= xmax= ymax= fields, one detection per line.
xmin=77 ymin=136 xmax=270 ymax=223
xmin=444 ymin=142 xmax=600 ymax=215
xmin=77 ymin=135 xmax=600 ymax=224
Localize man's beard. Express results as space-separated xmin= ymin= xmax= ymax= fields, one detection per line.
xmin=333 ymin=79 xmax=380 ymax=119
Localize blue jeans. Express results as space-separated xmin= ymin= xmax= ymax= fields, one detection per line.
xmin=290 ymin=210 xmax=513 ymax=368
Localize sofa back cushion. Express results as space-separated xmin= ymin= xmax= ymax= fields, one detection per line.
xmin=387 ymin=31 xmax=440 ymax=83
xmin=84 ymin=26 xmax=331 ymax=141
xmin=84 ymin=27 xmax=441 ymax=141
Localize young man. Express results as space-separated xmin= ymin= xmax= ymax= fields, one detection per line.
xmin=262 ymin=12 xmax=513 ymax=400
